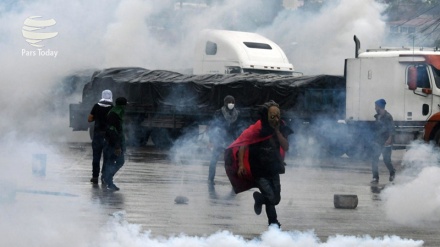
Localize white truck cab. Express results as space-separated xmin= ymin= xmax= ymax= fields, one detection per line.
xmin=346 ymin=48 xmax=440 ymax=122
xmin=193 ymin=29 xmax=295 ymax=75
xmin=345 ymin=37 xmax=440 ymax=149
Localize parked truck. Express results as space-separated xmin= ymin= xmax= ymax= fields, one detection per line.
xmin=69 ymin=33 xmax=440 ymax=158
xmin=69 ymin=69 xmax=345 ymax=153
xmin=345 ymin=36 xmax=440 ymax=158
xmin=70 ymin=29 xmax=325 ymax=151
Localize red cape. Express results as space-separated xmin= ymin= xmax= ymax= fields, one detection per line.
xmin=224 ymin=120 xmax=285 ymax=194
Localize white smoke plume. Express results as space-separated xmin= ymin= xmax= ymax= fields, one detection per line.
xmin=90 ymin=211 xmax=423 ymax=247
xmin=0 ymin=0 xmax=390 ymax=142
xmin=383 ymin=141 xmax=440 ymax=225
xmin=1 ymin=1 xmax=428 ymax=246
xmin=259 ymin=0 xmax=387 ymax=75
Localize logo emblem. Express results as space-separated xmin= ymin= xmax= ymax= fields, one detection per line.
xmin=22 ymin=16 xmax=58 ymax=48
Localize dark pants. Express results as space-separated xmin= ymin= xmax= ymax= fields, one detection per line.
xmin=255 ymin=174 xmax=281 ymax=225
xmin=103 ymin=145 xmax=125 ymax=186
xmin=91 ymin=131 xmax=107 ymax=178
xmin=371 ymin=144 xmax=395 ymax=179
xmin=208 ymin=146 xmax=224 ymax=181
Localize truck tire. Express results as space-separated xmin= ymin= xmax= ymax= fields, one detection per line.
xmin=321 ymin=124 xmax=348 ymax=157
xmin=326 ymin=144 xmax=346 ymax=157
xmin=345 ymin=144 xmax=363 ymax=159
xmin=180 ymin=123 xmax=199 ymax=143
xmin=126 ymin=124 xmax=151 ymax=147
xmin=433 ymin=130 xmax=440 ymax=146
xmin=151 ymin=128 xmax=173 ymax=149
xmin=344 ymin=123 xmax=372 ymax=160
xmin=346 ymin=141 xmax=370 ymax=160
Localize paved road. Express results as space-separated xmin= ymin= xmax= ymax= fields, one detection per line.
xmin=1 ymin=142 xmax=438 ymax=246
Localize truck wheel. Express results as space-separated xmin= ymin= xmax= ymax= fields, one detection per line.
xmin=433 ymin=131 xmax=440 ymax=146
xmin=346 ymin=142 xmax=370 ymax=160
xmin=126 ymin=124 xmax=150 ymax=147
xmin=180 ymin=123 xmax=199 ymax=143
xmin=326 ymin=145 xmax=346 ymax=157
xmin=151 ymin=128 xmax=173 ymax=149
xmin=345 ymin=145 xmax=362 ymax=159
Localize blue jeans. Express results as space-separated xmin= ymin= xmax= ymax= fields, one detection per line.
xmin=371 ymin=144 xmax=395 ymax=179
xmin=208 ymin=146 xmax=224 ymax=181
xmin=103 ymin=145 xmax=125 ymax=186
xmin=92 ymin=131 xmax=107 ymax=178
xmin=255 ymin=174 xmax=281 ymax=225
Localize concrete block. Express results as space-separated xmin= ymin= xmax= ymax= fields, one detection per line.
xmin=174 ymin=196 xmax=189 ymax=204
xmin=334 ymin=194 xmax=358 ymax=209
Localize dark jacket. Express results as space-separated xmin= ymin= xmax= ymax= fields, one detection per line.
xmin=373 ymin=110 xmax=394 ymax=145
xmin=208 ymin=107 xmax=241 ymax=148
xmin=106 ymin=105 xmax=125 ymax=149
xmin=249 ymin=124 xmax=292 ymax=178
xmin=90 ymin=101 xmax=113 ymax=133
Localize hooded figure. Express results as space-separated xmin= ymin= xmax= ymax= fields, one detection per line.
xmin=99 ymin=89 xmax=113 ymax=104
xmin=225 ymin=100 xmax=293 ymax=228
xmin=88 ymin=89 xmax=114 ymax=184
xmin=208 ymin=95 xmax=241 ymax=183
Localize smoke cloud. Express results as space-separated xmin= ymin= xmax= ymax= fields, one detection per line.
xmin=2 ymin=0 xmax=427 ymax=246
xmin=0 ymin=0 xmax=390 ymax=142
xmin=259 ymin=0 xmax=387 ymax=75
xmin=383 ymin=141 xmax=440 ymax=225
xmin=92 ymin=211 xmax=424 ymax=247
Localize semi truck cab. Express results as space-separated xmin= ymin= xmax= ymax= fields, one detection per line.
xmin=420 ymin=53 xmax=440 ymax=143
xmin=345 ymin=39 xmax=440 ymax=152
xmin=193 ymin=29 xmax=295 ymax=75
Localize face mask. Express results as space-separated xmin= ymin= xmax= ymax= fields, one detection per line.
xmin=227 ymin=103 xmax=235 ymax=110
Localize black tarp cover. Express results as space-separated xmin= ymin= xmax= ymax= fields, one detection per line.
xmin=82 ymin=67 xmax=345 ymax=116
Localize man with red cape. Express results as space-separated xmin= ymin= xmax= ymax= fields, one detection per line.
xmin=224 ymin=101 xmax=293 ymax=227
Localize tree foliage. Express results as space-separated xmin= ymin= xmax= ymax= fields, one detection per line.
xmin=384 ymin=0 xmax=440 ymax=18
xmin=383 ymin=0 xmax=440 ymax=46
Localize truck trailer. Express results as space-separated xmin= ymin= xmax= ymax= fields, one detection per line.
xmin=69 ymin=34 xmax=440 ymax=158
xmin=69 ymin=68 xmax=346 ymax=154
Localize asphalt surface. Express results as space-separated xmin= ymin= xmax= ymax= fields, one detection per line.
xmin=2 ymin=142 xmax=439 ymax=246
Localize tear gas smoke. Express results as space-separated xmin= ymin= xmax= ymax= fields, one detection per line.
xmin=0 ymin=0 xmax=427 ymax=246
xmin=260 ymin=0 xmax=387 ymax=75
xmin=0 ymin=0 xmax=390 ymax=142
xmin=92 ymin=211 xmax=424 ymax=247
xmin=382 ymin=141 xmax=440 ymax=225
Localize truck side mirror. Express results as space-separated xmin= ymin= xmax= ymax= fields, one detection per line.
xmin=407 ymin=66 xmax=417 ymax=90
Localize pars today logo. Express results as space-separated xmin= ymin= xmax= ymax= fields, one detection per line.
xmin=21 ymin=16 xmax=59 ymax=58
